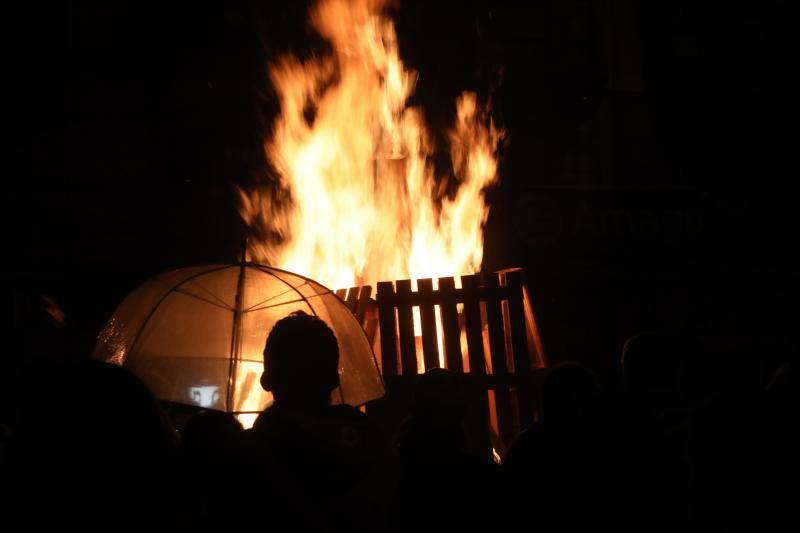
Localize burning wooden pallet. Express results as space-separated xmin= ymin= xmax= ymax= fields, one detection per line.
xmin=335 ymin=268 xmax=547 ymax=459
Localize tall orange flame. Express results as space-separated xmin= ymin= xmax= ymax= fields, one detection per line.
xmin=239 ymin=0 xmax=503 ymax=291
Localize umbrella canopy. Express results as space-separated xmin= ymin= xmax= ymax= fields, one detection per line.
xmin=93 ymin=263 xmax=384 ymax=415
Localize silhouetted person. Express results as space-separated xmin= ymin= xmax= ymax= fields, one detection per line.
xmin=614 ymin=332 xmax=689 ymax=532
xmin=2 ymin=295 xmax=67 ymax=434
xmin=395 ymin=368 xmax=499 ymax=532
xmin=622 ymin=332 xmax=686 ymax=417
xmin=762 ymin=359 xmax=799 ymax=529
xmin=180 ymin=410 xmax=243 ymax=460
xmin=177 ymin=410 xmax=243 ymax=530
xmin=767 ymin=358 xmax=797 ymax=401
xmin=2 ymin=360 xmax=179 ymax=532
xmin=689 ymin=356 xmax=798 ymax=531
xmin=210 ymin=311 xmax=391 ymax=533
xmin=688 ymin=384 xmax=767 ymax=531
xmin=504 ymin=362 xmax=609 ymax=531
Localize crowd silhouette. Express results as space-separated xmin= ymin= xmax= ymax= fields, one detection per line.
xmin=1 ymin=310 xmax=797 ymax=532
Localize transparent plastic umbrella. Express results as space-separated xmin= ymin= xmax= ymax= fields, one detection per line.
xmin=92 ymin=262 xmax=384 ymax=419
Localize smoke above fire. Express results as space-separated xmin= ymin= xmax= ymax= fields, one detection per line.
xmin=239 ymin=0 xmax=503 ymax=290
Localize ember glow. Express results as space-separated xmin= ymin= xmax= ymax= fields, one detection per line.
xmin=239 ymin=0 xmax=503 ymax=293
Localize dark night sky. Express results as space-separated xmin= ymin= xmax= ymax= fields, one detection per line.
xmin=4 ymin=0 xmax=799 ymax=390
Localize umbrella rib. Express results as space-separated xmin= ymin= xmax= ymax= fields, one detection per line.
xmin=179 ymin=280 xmax=234 ymax=309
xmin=246 ymin=293 xmax=330 ymax=313
xmin=337 ymin=383 xmax=345 ymax=404
xmin=173 ymin=288 xmax=235 ymax=311
xmin=151 ymin=355 xmax=264 ymax=363
xmin=227 ymin=261 xmax=248 ymax=413
xmin=252 ymin=267 xmax=319 ymax=317
xmin=242 ymin=283 xmax=308 ymax=312
xmin=124 ymin=265 xmax=233 ymax=366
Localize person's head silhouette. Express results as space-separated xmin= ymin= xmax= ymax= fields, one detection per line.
xmin=622 ymin=332 xmax=680 ymax=392
xmin=541 ymin=362 xmax=601 ymax=428
xmin=621 ymin=331 xmax=685 ymax=414
xmin=405 ymin=368 xmax=468 ymax=448
xmin=260 ymin=311 xmax=340 ymax=412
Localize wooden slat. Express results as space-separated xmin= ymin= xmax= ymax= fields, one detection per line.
xmin=354 ymin=285 xmax=372 ymax=324
xmin=438 ymin=277 xmax=462 ymax=372
xmin=395 ymin=279 xmax=418 ymax=375
xmin=461 ymin=274 xmax=486 ymax=375
xmin=522 ymin=285 xmax=547 ymax=370
xmin=376 ymin=282 xmax=398 ymax=377
xmin=335 ymin=288 xmax=347 ymax=300
xmin=484 ymin=274 xmax=509 ymax=375
xmin=460 ymin=274 xmax=492 ymax=462
xmin=363 ymin=316 xmax=379 ymax=353
xmin=416 ymin=278 xmax=440 ymax=370
xmin=505 ymin=270 xmax=533 ymax=428
xmin=492 ymin=389 xmax=515 ymax=453
xmin=484 ymin=273 xmax=514 ymax=449
xmin=345 ymin=286 xmax=359 ymax=313
xmin=463 ymin=374 xmax=492 ymax=460
xmin=370 ymin=285 xmax=509 ymax=306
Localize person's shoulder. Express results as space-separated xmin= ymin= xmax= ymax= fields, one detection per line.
xmin=504 ymin=422 xmax=545 ymax=468
xmin=327 ymin=404 xmax=370 ymax=422
xmin=325 ymin=405 xmax=380 ymax=435
xmin=511 ymin=421 xmax=545 ymax=446
xmin=323 ymin=405 xmax=386 ymax=453
xmin=234 ymin=424 xmax=264 ymax=452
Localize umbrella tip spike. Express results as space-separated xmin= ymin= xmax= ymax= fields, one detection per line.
xmin=241 ymin=237 xmax=249 ymax=266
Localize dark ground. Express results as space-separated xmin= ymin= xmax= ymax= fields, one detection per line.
xmin=3 ymin=0 xmax=799 ymax=419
